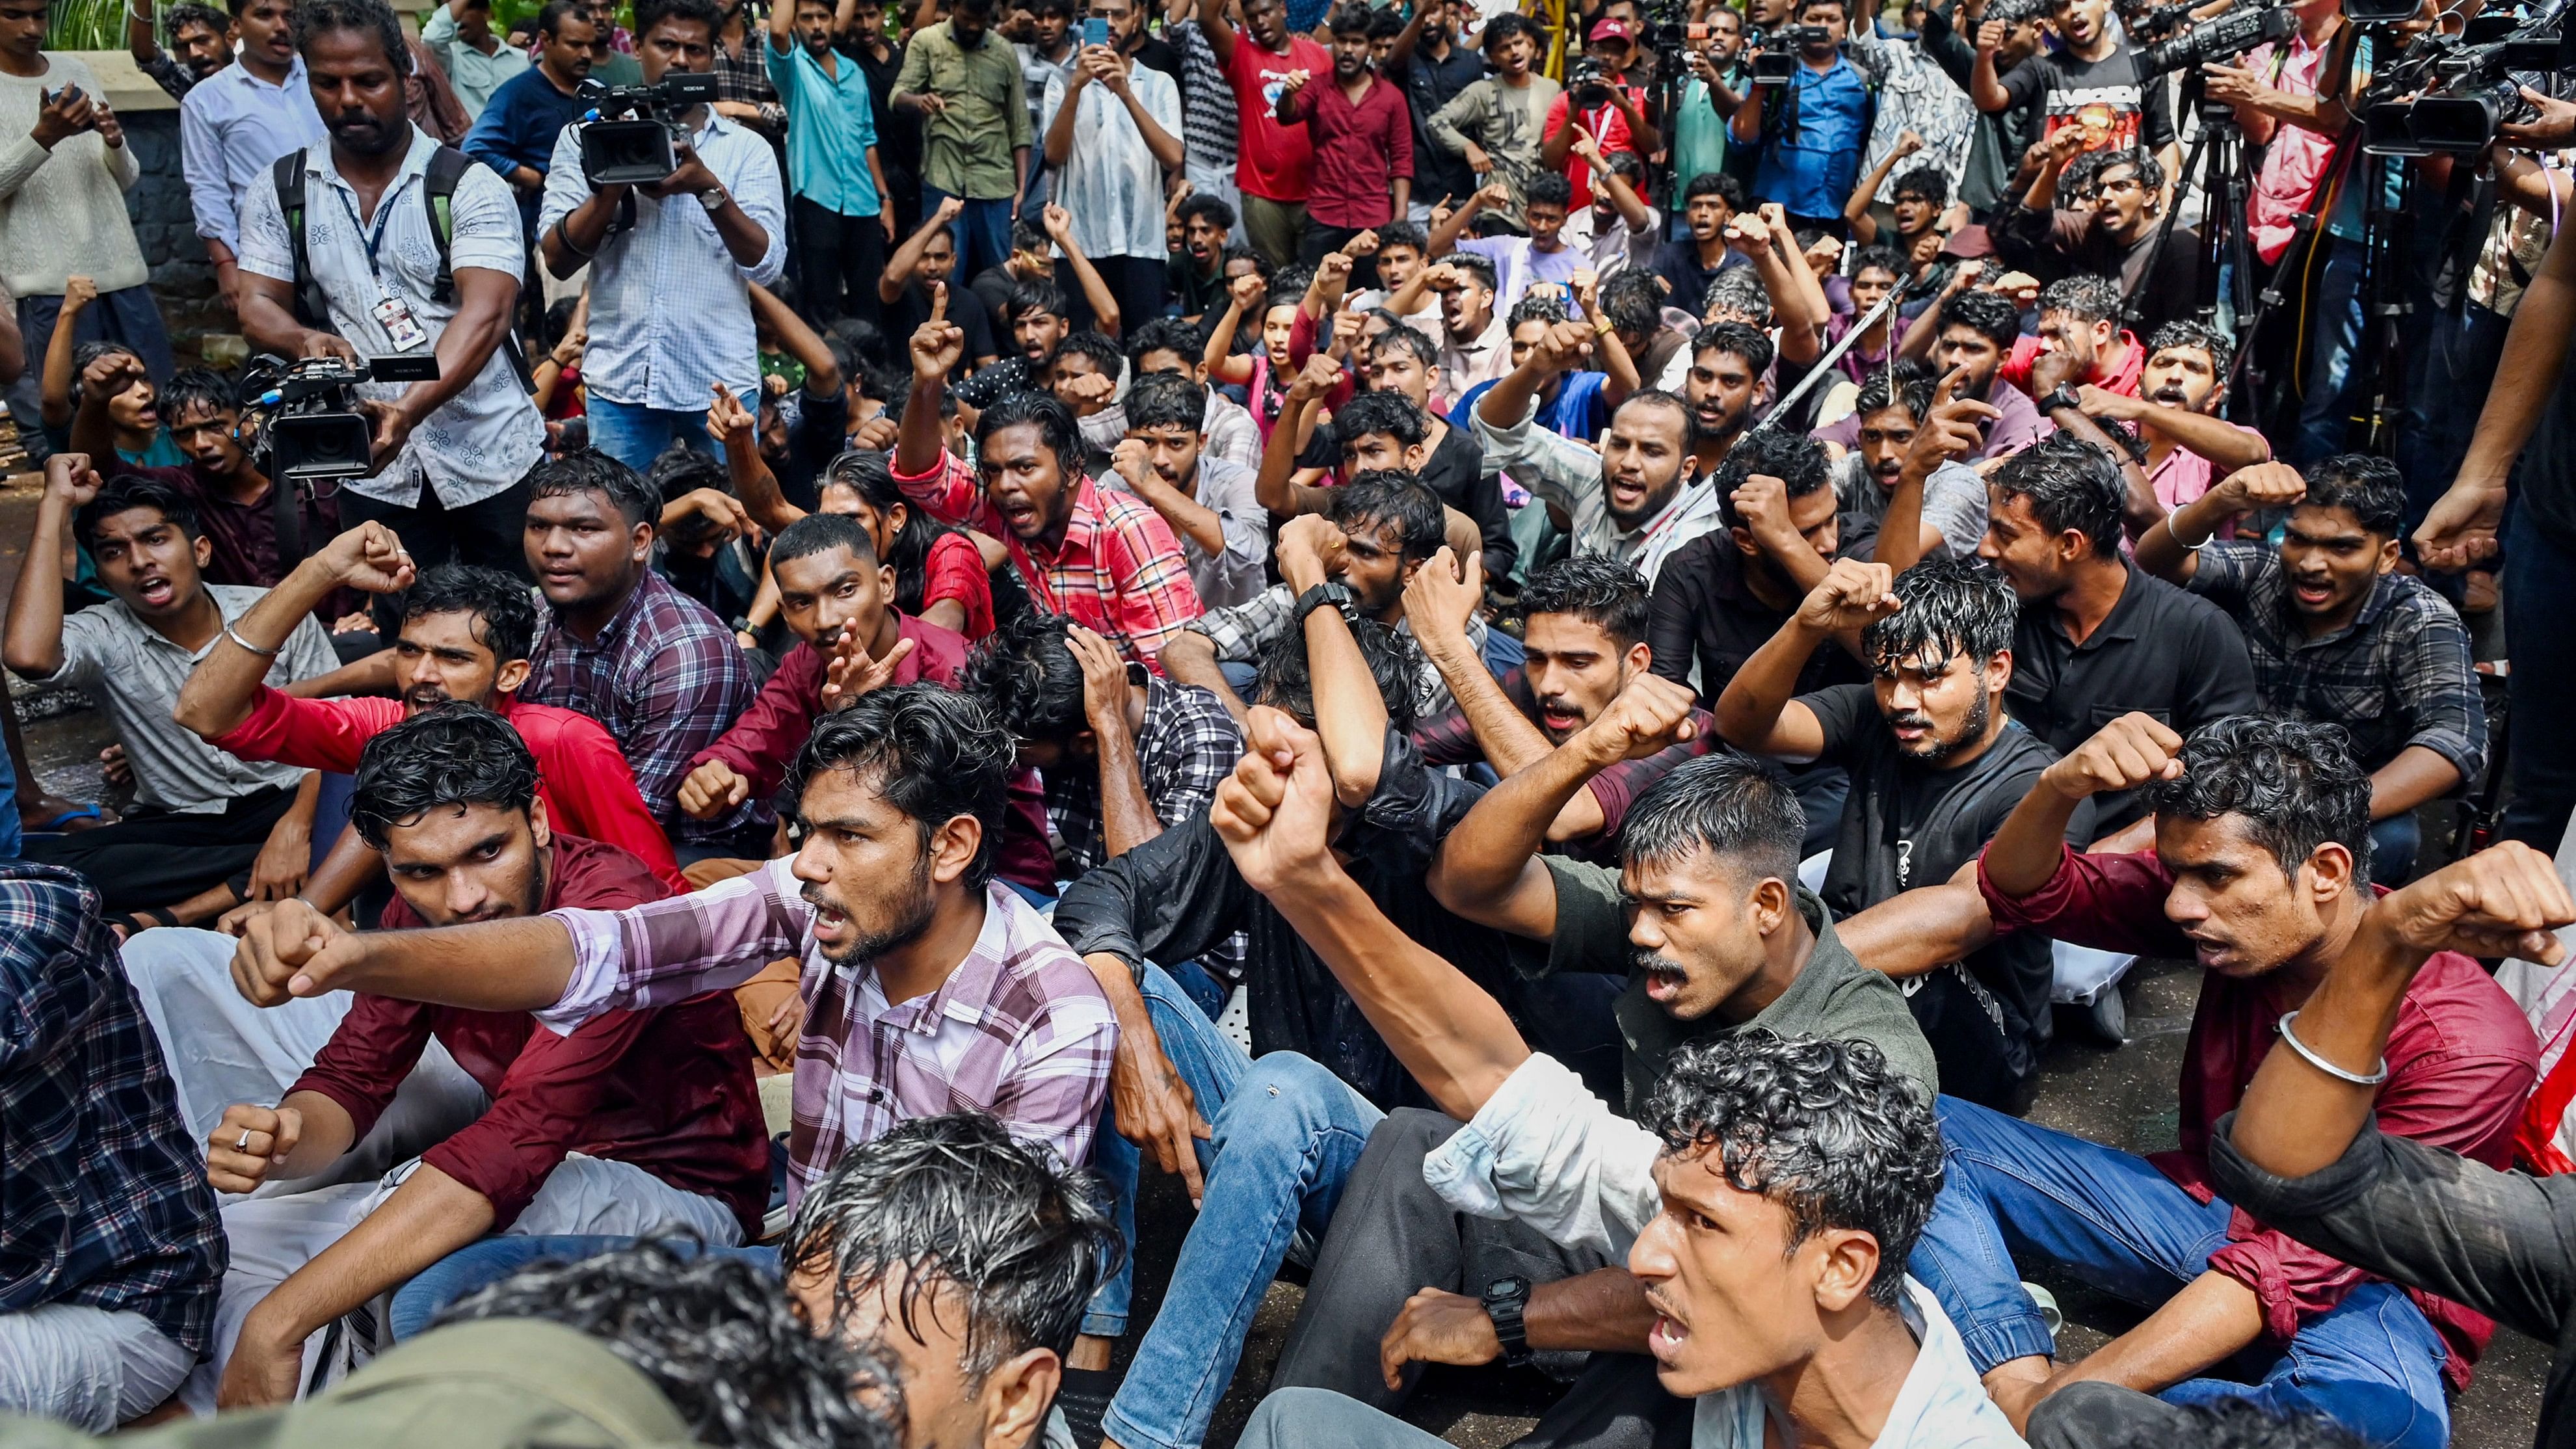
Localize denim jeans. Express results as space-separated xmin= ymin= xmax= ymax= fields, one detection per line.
xmin=1910 ymin=1097 xmax=2451 ymax=1449
xmin=921 ymin=187 xmax=1015 ymax=281
xmin=1096 ymin=971 xmax=1385 ymax=1449
xmin=2292 ymin=234 xmax=2369 ymax=469
xmin=2369 ymin=812 xmax=2421 ymax=888
xmin=390 ymin=1238 xmax=778 ymax=1340
xmin=2503 ymin=507 xmax=2576 ymax=849
xmin=584 ymin=395 xmax=717 ymax=473
xmin=1235 ymin=1387 xmax=1449 ymax=1449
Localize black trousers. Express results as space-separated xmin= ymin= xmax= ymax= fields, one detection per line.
xmin=337 ymin=468 xmax=537 ymax=635
xmin=1066 ymin=254 xmax=1171 ymax=336
xmin=1270 ymin=1109 xmax=1695 ymax=1449
xmin=22 ymin=784 xmax=298 ymax=914
xmin=1297 ymin=223 xmax=1385 ymax=290
xmin=793 ymin=195 xmax=890 ymax=330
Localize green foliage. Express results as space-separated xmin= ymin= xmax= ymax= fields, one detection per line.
xmin=45 ymin=0 xmax=131 ymax=51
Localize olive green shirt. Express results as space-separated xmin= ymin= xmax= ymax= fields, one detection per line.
xmin=890 ymin=20 xmax=1033 ymax=200
xmin=1521 ymin=857 xmax=1940 ymax=1113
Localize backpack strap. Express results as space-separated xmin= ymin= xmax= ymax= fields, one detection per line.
xmin=420 ymin=145 xmax=538 ymax=394
xmin=272 ymin=149 xmax=332 ymax=330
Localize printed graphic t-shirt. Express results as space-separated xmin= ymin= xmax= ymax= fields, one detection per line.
xmin=1998 ymin=42 xmax=2173 ymax=156
xmin=1227 ymin=34 xmax=1334 ymax=201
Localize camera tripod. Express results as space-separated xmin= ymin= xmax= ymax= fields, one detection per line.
xmin=2123 ymin=97 xmax=2309 ymax=420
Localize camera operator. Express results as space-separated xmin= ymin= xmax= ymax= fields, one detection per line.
xmin=233 ymin=0 xmax=544 ymax=581
xmin=1539 ymin=17 xmax=1660 ymax=213
xmin=1729 ymin=0 xmax=1874 ymax=235
xmin=538 ymin=0 xmax=785 ymax=472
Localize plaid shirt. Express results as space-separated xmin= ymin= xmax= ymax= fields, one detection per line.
xmin=1187 ymin=582 xmax=1487 ymax=719
xmin=2188 ymin=543 xmax=2488 ymax=782
xmin=1048 ymin=675 xmax=1244 ymax=876
xmin=711 ymin=29 xmax=784 ymax=131
xmin=524 ymin=570 xmax=761 ymax=844
xmin=0 ymin=866 xmax=224 ymax=1354
xmin=895 ymin=449 xmax=1206 ymax=670
xmin=542 ymin=863 xmax=1117 ymax=1202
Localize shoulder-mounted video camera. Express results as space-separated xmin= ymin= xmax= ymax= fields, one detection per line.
xmin=247 ymin=353 xmax=440 ymax=483
xmin=2137 ymin=3 xmax=2298 ymax=76
xmin=2361 ymin=1 xmax=2576 ymax=155
xmin=577 ymin=71 xmax=721 ymax=185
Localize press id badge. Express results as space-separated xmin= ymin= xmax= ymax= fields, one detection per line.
xmin=372 ymin=294 xmax=427 ymax=350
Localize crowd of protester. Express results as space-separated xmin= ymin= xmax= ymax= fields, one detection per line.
xmin=8 ymin=0 xmax=2576 ymax=1442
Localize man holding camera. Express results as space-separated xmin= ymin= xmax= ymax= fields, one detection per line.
xmin=1730 ymin=0 xmax=1873 ymax=235
xmin=540 ymin=0 xmax=784 ymax=471
xmin=234 ymin=0 xmax=545 ymax=589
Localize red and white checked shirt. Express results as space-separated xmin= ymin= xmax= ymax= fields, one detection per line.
xmin=540 ymin=860 xmax=1117 ymax=1203
xmin=892 ymin=449 xmax=1206 ymax=670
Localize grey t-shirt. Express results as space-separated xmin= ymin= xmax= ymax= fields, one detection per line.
xmin=1835 ymin=453 xmax=1990 ymax=561
xmin=1520 ymin=861 xmax=1939 ymax=1111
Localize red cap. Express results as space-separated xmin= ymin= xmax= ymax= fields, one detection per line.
xmin=1587 ymin=16 xmax=1635 ymax=42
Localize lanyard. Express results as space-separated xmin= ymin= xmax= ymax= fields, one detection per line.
xmin=334 ymin=177 xmax=410 ymax=291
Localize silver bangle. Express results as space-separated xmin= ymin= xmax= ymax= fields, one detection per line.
xmin=2274 ymin=1009 xmax=2389 ymax=1087
xmin=222 ymin=620 xmax=282 ymax=658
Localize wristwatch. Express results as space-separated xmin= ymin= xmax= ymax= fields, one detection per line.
xmin=698 ymin=186 xmax=732 ymax=211
xmin=1292 ymin=581 xmax=1357 ymax=624
xmin=1481 ymin=1275 xmax=1534 ymax=1368
xmin=2037 ymin=382 xmax=2084 ymax=415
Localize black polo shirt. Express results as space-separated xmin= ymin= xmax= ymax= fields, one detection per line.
xmin=1645 ymin=527 xmax=1870 ymax=703
xmin=2004 ymin=556 xmax=2259 ymax=831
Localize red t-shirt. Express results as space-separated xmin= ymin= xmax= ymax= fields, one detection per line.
xmin=921 ymin=529 xmax=998 ymax=641
xmin=2000 ymin=330 xmax=2145 ymax=399
xmin=1226 ymin=34 xmax=1334 ymax=202
xmin=1542 ymin=84 xmax=1642 ymax=210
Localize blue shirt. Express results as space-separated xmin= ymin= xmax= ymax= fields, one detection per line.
xmin=1452 ymin=371 xmax=1611 ymax=443
xmin=1749 ymin=55 xmax=1872 ymax=220
xmin=463 ymin=66 xmax=590 ymax=220
xmin=766 ymin=36 xmax=883 ymax=217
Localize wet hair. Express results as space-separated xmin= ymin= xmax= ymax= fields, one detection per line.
xmin=1985 ymin=0 xmax=2051 ymax=22
xmin=1619 ymin=752 xmax=1805 ymax=886
xmin=159 ymin=366 xmax=239 ymax=424
xmin=972 ymin=390 xmax=1088 ymax=485
xmin=1521 ymin=557 xmax=1649 ymax=649
xmin=529 ymin=447 xmax=661 ymax=530
xmin=2145 ymin=319 xmax=2233 ymax=382
xmin=1865 ymin=554 xmax=2015 ymax=674
xmin=1370 ymin=323 xmax=1439 ymax=369
xmin=71 ymin=339 xmax=142 ymax=379
xmin=1007 ymin=279 xmax=1070 ymax=330
xmin=1126 ymin=316 xmax=1206 ymax=370
xmin=397 ymin=563 xmax=538 ymax=663
xmin=1123 ymin=371 xmax=1206 ymax=434
xmin=771 ymin=510 xmax=880 ymax=570
xmin=1333 ymin=390 xmax=1429 ymax=451
xmin=786 ymin=1112 xmax=1118 ymax=1387
xmin=2147 ymin=715 xmax=2374 ymax=883
xmin=1599 ymin=271 xmax=1664 ymax=341
xmin=1050 ymin=330 xmax=1122 ymax=383
xmin=2038 ymin=273 xmax=2123 ymax=328
xmin=1445 ymin=253 xmax=1498 ymax=295
xmin=1253 ymin=614 xmax=1424 ymax=734
xmin=782 ymin=686 xmax=1016 ymax=888
xmin=1888 ymin=164 xmax=1948 ymax=209
xmin=1990 ymin=431 xmax=2127 ymax=557
xmin=1176 ymin=193 xmax=1237 ymax=233
xmin=1713 ymin=429 xmax=1829 ymax=531
xmin=961 ymin=611 xmax=1092 ymax=746
xmin=2087 ymin=1394 xmax=2365 ymax=1449
xmin=77 ymin=474 xmax=200 ymax=552
xmin=1329 ymin=2 xmax=1373 ymax=33
xmin=1938 ymin=287 xmax=2023 ymax=351
xmin=1682 ymin=171 xmax=1746 ymax=209
xmin=1375 ymin=219 xmax=1429 ymax=254
xmin=436 ymin=1238 xmax=903 ymax=1449
xmin=349 ymin=703 xmax=542 ymax=849
xmin=1703 ymin=268 xmax=1773 ymax=327
xmin=1852 ymin=357 xmax=1939 ymax=424
xmin=2300 ymin=454 xmax=2406 ymax=539
xmin=1329 ymin=468 xmax=1446 ymax=564
xmin=291 ymin=0 xmax=412 ymax=72
xmin=1692 ymin=319 xmax=1774 ymax=377
xmin=1506 ymin=291 xmax=1572 ymax=332
xmin=1524 ymin=170 xmax=1575 ymax=213
xmin=819 ymin=450 xmax=959 ymax=618
xmin=1642 ymin=1031 xmax=1942 ymax=1310
xmin=635 ymin=0 xmax=724 ymax=41
xmin=1852 ymin=244 xmax=1907 ymax=282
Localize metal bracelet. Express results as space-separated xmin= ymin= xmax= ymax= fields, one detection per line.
xmin=222 ymin=621 xmax=282 ymax=658
xmin=2274 ymin=1009 xmax=2389 ymax=1087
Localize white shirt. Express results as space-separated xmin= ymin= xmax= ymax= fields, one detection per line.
xmin=1471 ymin=397 xmax=1724 ymax=587
xmin=1042 ymin=62 xmax=1180 ymax=261
xmin=1423 ymin=1054 xmax=2026 ymax=1449
xmin=179 ymin=55 xmax=328 ymax=251
xmin=539 ymin=106 xmax=787 ymax=412
xmin=1562 ymin=200 xmax=1661 ymax=278
xmin=236 ymin=126 xmax=547 ymax=510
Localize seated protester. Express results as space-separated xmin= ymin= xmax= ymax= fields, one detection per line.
xmin=1106 ymin=317 xmax=1263 ymax=470
xmin=1203 ymin=269 xmax=1308 ymax=447
xmin=1169 ymin=193 xmax=1238 ymax=325
xmin=1675 ymin=320 xmax=1770 ymax=479
xmin=512 ymin=450 xmax=761 ymax=860
xmin=1996 ymin=142 xmax=2200 ymax=337
xmin=646 ymin=445 xmax=761 ymax=626
xmin=0 ymin=866 xmax=223 ymax=1431
xmin=172 ymin=533 xmax=687 ymax=893
xmin=1376 ymin=252 xmax=1509 ymax=397
xmin=2076 ymin=321 xmax=2270 ymax=518
xmin=1162 ymin=481 xmax=1487 ymax=721
xmin=1413 ymin=557 xmax=1720 ymax=860
xmin=1429 ymin=174 xmax=1584 ymax=318
xmin=1450 ymin=292 xmax=1616 ymax=443
xmin=2135 ymin=458 xmax=2485 ymax=886
xmin=1651 ymin=171 xmax=1751 ymax=327
xmin=2208 ymin=844 xmax=2576 ymax=1449
xmin=1715 ymin=555 xmax=2087 ymax=1111
xmin=1269 ymin=369 xmax=1504 ymax=569
xmin=965 ymin=611 xmax=1243 ymax=881
xmin=1961 ymin=432 xmax=2256 ymax=834
xmin=1822 ymin=246 xmax=1909 ymax=389
xmin=1344 ymin=220 xmax=1442 ymax=330
xmin=1103 ymin=372 xmax=1269 ymax=613
xmin=1932 ymin=714 xmax=2536 ymax=1448
xmin=1600 ymin=269 xmax=1692 ymax=405
xmin=1829 ymin=361 xmax=1991 ymax=561
xmin=743 ymin=281 xmax=851 ymax=511
xmin=1217 ymin=715 xmax=2004 ymax=1449
xmin=958 ymin=276 xmax=1076 ymax=410
xmin=877 ymin=204 xmax=1003 ymax=377
xmin=1472 ymin=320 xmax=1721 ymax=587
xmin=5 ymin=465 xmax=337 ymax=930
xmin=1646 ymin=427 xmax=1852 ymax=700
xmin=1560 ymin=142 xmax=1661 ymax=278
xmin=40 ymin=315 xmax=181 ymax=466
xmin=163 ymin=708 xmax=764 ymax=1412
xmin=1351 ymin=326 xmax=1513 ymax=574
xmin=1863 ymin=286 xmax=2051 ymax=463
xmin=973 ymin=217 xmax=1059 ymax=323
xmin=229 ymin=688 xmax=1119 ymax=1227
xmin=1998 ymin=273 xmax=2145 ymax=401
xmin=894 ymin=312 xmax=1206 ymax=671
xmin=1847 ymin=157 xmax=1948 ymax=271
xmin=1044 ymin=330 xmax=1127 ymax=435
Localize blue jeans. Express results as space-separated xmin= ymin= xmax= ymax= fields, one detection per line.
xmin=2292 ymin=234 xmax=2369 ymax=469
xmin=1096 ymin=969 xmax=1384 ymax=1449
xmin=1911 ymin=1097 xmax=2450 ymax=1449
xmin=391 ymin=1238 xmax=778 ymax=1340
xmin=2503 ymin=507 xmax=2576 ymax=849
xmin=2369 ymin=812 xmax=2420 ymax=888
xmin=585 ymin=395 xmax=717 ymax=473
xmin=922 ymin=187 xmax=1015 ymax=282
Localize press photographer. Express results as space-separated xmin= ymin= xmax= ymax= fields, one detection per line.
xmin=232 ymin=0 xmax=545 ymax=585
xmin=1729 ymin=0 xmax=1872 ymax=233
xmin=537 ymin=0 xmax=782 ymax=472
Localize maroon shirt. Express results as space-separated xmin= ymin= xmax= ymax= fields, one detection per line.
xmin=1979 ymin=844 xmax=2540 ymax=1387
xmin=1278 ymin=72 xmax=1414 ymax=229
xmin=289 ymin=834 xmax=771 ymax=1236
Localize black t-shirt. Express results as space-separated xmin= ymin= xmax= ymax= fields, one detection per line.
xmin=2521 ymin=345 xmax=2576 ymax=557
xmin=846 ymin=40 xmax=922 ymax=181
xmin=1393 ymin=38 xmax=1488 ymax=214
xmin=887 ymin=280 xmax=1000 ymax=377
xmin=1129 ymin=34 xmax=1182 ymax=84
xmin=1997 ymin=41 xmax=2175 ymax=156
xmin=775 ymin=385 xmax=848 ymax=513
xmin=1646 ymin=529 xmax=1872 ymax=701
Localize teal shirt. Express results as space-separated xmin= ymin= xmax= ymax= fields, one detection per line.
xmin=767 ymin=36 xmax=883 ymax=217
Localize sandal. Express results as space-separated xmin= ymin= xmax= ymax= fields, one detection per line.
xmin=27 ymin=801 xmax=103 ymax=833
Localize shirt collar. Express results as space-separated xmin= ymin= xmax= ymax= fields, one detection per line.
xmin=1031 ymin=475 xmax=1108 ymax=564
xmin=877 ymin=881 xmax=1022 ymax=1033
xmin=2084 ymin=555 xmax=2151 ymax=646
xmin=310 ymin=122 xmax=438 ymax=198
xmin=2263 ymin=560 xmax=2402 ymax=649
xmin=567 ymin=569 xmax=663 ymax=650
xmin=226 ymin=54 xmax=308 ymax=93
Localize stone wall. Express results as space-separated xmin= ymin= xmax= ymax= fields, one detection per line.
xmin=118 ymin=107 xmax=232 ymax=358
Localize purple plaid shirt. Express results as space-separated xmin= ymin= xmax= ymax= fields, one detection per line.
xmin=524 ymin=570 xmax=760 ymax=844
xmin=541 ymin=861 xmax=1117 ymax=1202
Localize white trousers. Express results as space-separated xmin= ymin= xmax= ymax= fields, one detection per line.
xmin=0 ymin=1303 xmax=197 ymax=1431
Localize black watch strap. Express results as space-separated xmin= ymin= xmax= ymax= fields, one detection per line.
xmin=1292 ymin=581 xmax=1355 ymax=624
xmin=1482 ymin=1275 xmax=1533 ymax=1368
xmin=2039 ymin=383 xmax=2084 ymax=415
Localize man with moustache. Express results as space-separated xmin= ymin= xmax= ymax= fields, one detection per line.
xmin=1828 ymin=362 xmax=1993 ymax=562
xmin=1997 ymin=142 xmax=2201 ymax=336
xmin=2077 ymin=321 xmax=2271 ymax=517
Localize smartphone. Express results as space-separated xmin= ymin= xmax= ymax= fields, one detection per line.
xmin=1083 ymin=15 xmax=1109 ymax=46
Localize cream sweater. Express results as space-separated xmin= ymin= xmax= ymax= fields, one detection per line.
xmin=0 ymin=57 xmax=148 ymax=299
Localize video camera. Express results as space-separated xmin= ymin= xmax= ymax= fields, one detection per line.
xmin=2136 ymin=3 xmax=2297 ymax=76
xmin=1571 ymin=55 xmax=1619 ymax=105
xmin=249 ymin=354 xmax=440 ymax=483
xmin=576 ymin=71 xmax=720 ymax=185
xmin=2361 ymin=1 xmax=2576 ymax=154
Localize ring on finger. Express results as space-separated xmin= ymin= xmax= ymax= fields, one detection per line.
xmin=235 ymin=1129 xmax=253 ymax=1151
